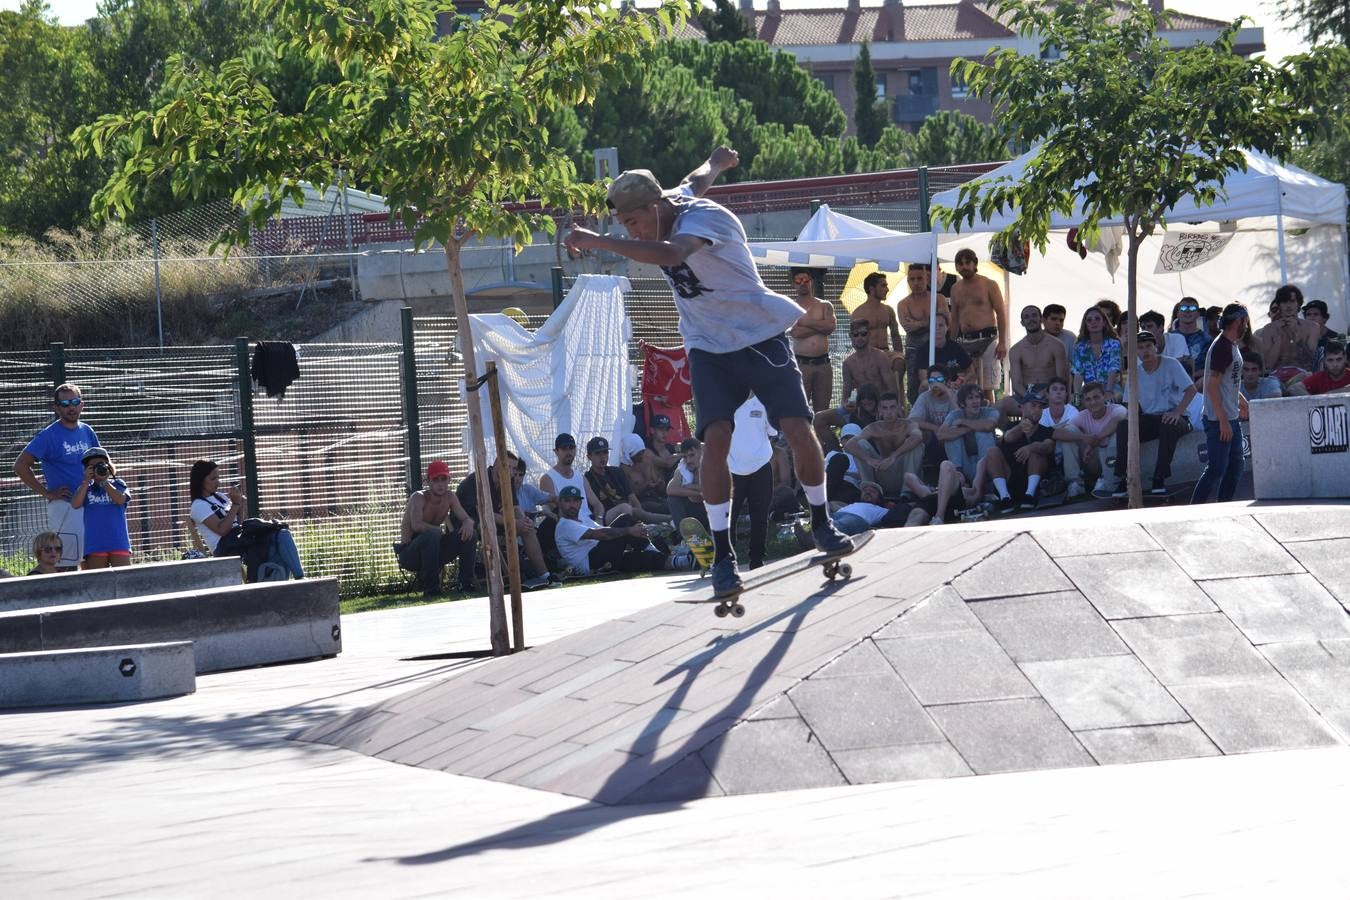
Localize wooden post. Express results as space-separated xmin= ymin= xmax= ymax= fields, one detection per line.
xmin=486 ymin=362 xmax=525 ymax=651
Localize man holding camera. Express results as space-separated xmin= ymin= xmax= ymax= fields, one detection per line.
xmin=14 ymin=383 xmax=100 ymax=570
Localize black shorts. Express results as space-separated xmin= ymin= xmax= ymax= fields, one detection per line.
xmin=688 ymin=333 xmax=813 ymax=439
xmin=917 ymin=489 xmax=970 ymax=517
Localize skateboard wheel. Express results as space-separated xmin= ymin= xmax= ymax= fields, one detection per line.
xmin=714 ymin=604 xmax=728 ymax=618
xmin=731 ymin=604 xmax=745 ymax=617
xmin=838 ymin=563 xmax=853 ymax=578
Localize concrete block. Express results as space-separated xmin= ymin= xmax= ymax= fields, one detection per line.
xmin=0 ymin=642 xmax=195 ymax=709
xmin=1250 ymin=394 xmax=1350 ymax=499
xmin=0 ymin=579 xmax=341 ymax=673
xmin=0 ymin=557 xmax=243 ymax=613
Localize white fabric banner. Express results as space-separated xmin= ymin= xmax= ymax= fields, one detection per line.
xmin=465 ymin=274 xmax=635 ymax=479
xmin=1154 ymin=231 xmax=1236 ymax=274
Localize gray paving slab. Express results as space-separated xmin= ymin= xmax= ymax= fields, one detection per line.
xmin=874 ymin=586 xmax=984 ymax=639
xmin=811 ymin=638 xmax=893 ymax=678
xmin=1145 ymin=516 xmax=1303 ymax=580
xmin=1075 ymin=722 xmax=1221 ymax=766
xmin=787 ymin=672 xmax=943 ymax=751
xmin=696 ymin=717 xmax=847 ymax=795
xmin=1259 ymin=640 xmax=1350 ymax=737
xmin=618 ymin=753 xmax=725 ymax=804
xmin=747 ymin=695 xmax=798 ymax=720
xmin=830 ymin=742 xmax=973 ymax=783
xmin=1019 ymin=656 xmax=1189 ymax=731
xmin=1285 ymin=538 xmax=1350 ymax=609
xmin=951 ymin=534 xmax=1075 ymax=600
xmin=1253 ymin=507 xmax=1350 ymax=543
xmin=1030 ymin=524 xmax=1161 ymax=558
xmin=1056 ymin=551 xmax=1217 ymax=619
xmin=1112 ymin=613 xmax=1276 ymax=685
xmin=1199 ymin=574 xmax=1350 ymax=645
xmin=1169 ymin=678 xmax=1344 ymax=754
xmin=928 ymin=698 xmax=1096 ymax=775
xmin=876 ymin=629 xmax=1037 ymax=705
xmin=970 ymin=591 xmax=1128 ymax=662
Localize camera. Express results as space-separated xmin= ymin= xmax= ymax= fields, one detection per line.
xmin=94 ymin=462 xmax=110 ymax=477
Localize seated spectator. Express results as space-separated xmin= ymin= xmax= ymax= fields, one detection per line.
xmin=767 ymin=432 xmax=801 ymax=519
xmin=1291 ymin=341 xmax=1350 ymax=395
xmin=1303 ymin=299 xmax=1344 ymax=369
xmin=814 ymin=383 xmax=881 ymax=452
xmin=999 ymin=304 xmax=1068 ymax=425
xmin=395 ymin=459 xmax=476 ymax=597
xmin=904 ymin=460 xmax=984 ymax=526
xmin=1255 ymin=284 xmax=1319 ymax=385
xmin=540 ymin=432 xmax=604 ymax=522
xmin=1170 ymin=297 xmax=1212 ymax=368
xmin=1096 ymin=298 xmax=1124 ymax=333
xmin=936 ymin=383 xmax=998 ymax=482
xmin=729 ymin=395 xmax=775 ymax=569
xmin=1072 ymin=307 xmax=1122 ymax=401
xmin=554 ymin=486 xmax=675 ymax=576
xmin=982 ymin=390 xmax=1055 ymax=511
xmin=620 ymin=433 xmax=669 ymax=516
xmin=1052 ymin=382 xmax=1125 ymax=498
xmin=585 ymin=436 xmax=669 ymax=526
xmin=1139 ymin=309 xmax=1188 ymax=359
xmin=1040 ymin=376 xmax=1084 ymax=498
xmin=71 ymin=447 xmax=131 ymax=570
xmin=909 ymin=367 xmax=959 ymax=469
xmin=825 ymin=422 xmax=865 ymax=505
xmin=1042 ymin=302 xmax=1077 ymax=363
xmin=666 ymin=437 xmax=707 ymax=528
xmin=915 ymin=310 xmax=972 ymax=395
xmin=843 ymin=392 xmax=923 ymax=497
xmin=189 ymin=459 xmax=305 ymax=582
xmin=832 ymin=480 xmax=925 ymax=534
xmin=482 ymin=454 xmax=552 ymax=589
xmin=28 ymin=531 xmax=64 ymax=576
xmin=645 ymin=414 xmax=679 ymax=476
xmin=1111 ymin=331 xmax=1196 ymax=496
xmin=1240 ymin=351 xmax=1282 ymax=405
xmin=840 ymin=320 xmax=898 ymax=400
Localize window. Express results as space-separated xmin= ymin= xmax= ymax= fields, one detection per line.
xmin=818 ymin=74 xmax=835 ymax=93
xmin=1040 ymin=43 xmax=1061 ymax=60
xmin=907 ymin=70 xmax=923 ymax=95
xmin=950 ymin=68 xmax=970 ymax=99
xmin=875 ymin=73 xmax=887 ymax=100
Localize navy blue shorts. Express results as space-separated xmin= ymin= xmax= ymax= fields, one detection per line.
xmin=688 ymin=333 xmax=813 ymax=438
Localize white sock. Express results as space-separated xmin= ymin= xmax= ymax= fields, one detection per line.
xmin=1026 ymin=475 xmax=1041 ymax=496
xmin=802 ymin=481 xmax=828 ymax=506
xmin=993 ymin=477 xmax=1010 ymax=499
xmin=705 ymin=501 xmax=731 ymax=532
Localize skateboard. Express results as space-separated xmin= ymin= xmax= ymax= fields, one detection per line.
xmin=678 ymin=517 xmax=716 ymax=577
xmin=1111 ymin=486 xmax=1189 ymax=505
xmin=677 ymin=529 xmax=874 ymax=618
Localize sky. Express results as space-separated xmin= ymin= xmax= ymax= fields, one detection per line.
xmin=5 ymin=0 xmax=1312 ymax=62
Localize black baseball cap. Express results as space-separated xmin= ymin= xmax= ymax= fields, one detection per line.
xmin=1136 ymin=330 xmax=1157 ymax=345
xmin=586 ymin=436 xmax=609 ymax=454
xmin=558 ymin=485 xmax=583 ymax=500
xmin=650 ymin=414 xmax=671 ymax=430
xmin=554 ymin=433 xmax=576 ymax=449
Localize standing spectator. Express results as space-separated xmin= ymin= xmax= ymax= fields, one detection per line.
xmin=1291 ymin=341 xmax=1350 ymax=396
xmin=189 ymin=460 xmax=306 ymax=582
xmin=851 ymin=272 xmax=905 ymax=364
xmin=1053 ymin=382 xmax=1126 ymax=498
xmin=27 ymin=532 xmax=64 ymax=576
xmin=936 ymin=383 xmax=999 ymax=482
xmin=1191 ymin=304 xmax=1251 ymax=504
xmin=1042 ymin=303 xmax=1077 ymax=362
xmin=1112 ymin=331 xmax=1196 ymax=496
xmin=1170 ymin=297 xmax=1211 ymax=366
xmin=71 ymin=447 xmax=132 ymax=569
xmin=788 ymin=267 xmax=837 ymax=413
xmin=13 ymin=383 xmax=99 ymax=570
xmin=896 ymin=263 xmax=943 ymax=403
xmin=666 ymin=437 xmax=707 ymax=528
xmin=1239 ymin=352 xmax=1282 ymax=404
xmin=728 ymin=395 xmax=775 ymax=570
xmin=840 ymin=320 xmax=899 ymax=400
xmin=950 ymin=248 xmax=1009 ymax=404
xmin=1139 ymin=310 xmax=1188 ymax=359
xmin=1072 ymin=306 xmax=1123 ymax=401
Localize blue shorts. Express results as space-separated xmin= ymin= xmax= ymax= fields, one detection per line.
xmin=688 ymin=333 xmax=813 ymax=438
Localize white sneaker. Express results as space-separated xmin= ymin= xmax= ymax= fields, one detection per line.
xmin=1067 ymin=481 xmax=1086 ymax=499
xmin=929 ymin=515 xmax=944 ymax=526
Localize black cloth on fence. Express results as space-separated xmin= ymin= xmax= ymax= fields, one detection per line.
xmin=252 ymin=341 xmax=301 ymax=399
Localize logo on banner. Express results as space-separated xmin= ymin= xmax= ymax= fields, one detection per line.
xmin=1309 ymin=404 xmax=1349 ymax=454
xmin=1154 ymin=232 xmax=1234 ymax=274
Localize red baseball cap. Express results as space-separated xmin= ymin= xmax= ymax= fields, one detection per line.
xmin=426 ymin=460 xmax=450 ymax=480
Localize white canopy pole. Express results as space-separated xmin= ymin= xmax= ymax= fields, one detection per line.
xmin=1342 ymin=224 xmax=1350 ymax=326
xmin=1276 ymin=188 xmax=1289 ymax=284
xmin=928 ymin=238 xmax=938 ymax=368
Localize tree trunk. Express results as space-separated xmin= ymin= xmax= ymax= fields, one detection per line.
xmin=1125 ymin=226 xmax=1143 ymax=509
xmin=444 ymin=239 xmax=510 ymax=655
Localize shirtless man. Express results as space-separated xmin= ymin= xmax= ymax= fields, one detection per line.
xmin=853 ymin=272 xmax=904 ymax=357
xmin=843 ymin=391 xmax=924 ymax=497
xmin=840 ymin=320 xmax=899 ymax=400
xmin=949 ymin=248 xmax=1009 ymax=404
xmin=789 ymin=267 xmax=837 ymax=412
xmin=1255 ymin=284 xmax=1320 ymax=386
xmin=998 ymin=304 xmax=1068 ymax=424
xmin=896 ymin=262 xmax=944 ymax=404
xmin=398 ymin=459 xmax=477 ymax=597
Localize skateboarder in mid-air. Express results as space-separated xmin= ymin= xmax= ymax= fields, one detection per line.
xmin=564 ymin=146 xmax=853 ymax=599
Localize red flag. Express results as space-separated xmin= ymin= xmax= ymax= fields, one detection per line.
xmin=640 ymin=341 xmax=693 ymax=442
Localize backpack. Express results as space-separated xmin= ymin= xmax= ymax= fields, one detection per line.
xmin=216 ymin=518 xmax=288 ymax=582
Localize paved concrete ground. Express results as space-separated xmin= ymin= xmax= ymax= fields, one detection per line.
xmin=3 ymin=501 xmax=1347 ymax=897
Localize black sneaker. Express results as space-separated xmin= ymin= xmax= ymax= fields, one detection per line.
xmin=811 ymin=522 xmax=854 ymax=556
xmin=1149 ymin=479 xmax=1169 ymax=495
xmin=1110 ymin=480 xmax=1128 ymax=499
xmin=996 ymin=495 xmax=1017 ymax=514
xmin=1019 ymin=494 xmax=1038 ymax=510
xmin=710 ymin=557 xmax=743 ymax=599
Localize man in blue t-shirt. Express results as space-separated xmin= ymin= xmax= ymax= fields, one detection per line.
xmin=14 ymin=383 xmax=100 ymax=568
xmin=564 ymin=146 xmax=853 ymax=598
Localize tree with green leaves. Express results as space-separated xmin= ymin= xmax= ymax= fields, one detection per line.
xmin=79 ymin=0 xmax=688 ymax=653
xmin=933 ymin=0 xmax=1322 ymax=508
xmin=695 ymin=0 xmax=754 ymax=43
xmin=1274 ymin=0 xmax=1350 ymax=45
xmin=851 ymin=42 xmax=888 ymax=147
xmin=909 ymin=110 xmax=1000 ymax=167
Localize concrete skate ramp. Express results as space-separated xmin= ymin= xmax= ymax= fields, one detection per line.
xmin=302 ymin=507 xmax=1350 ymax=804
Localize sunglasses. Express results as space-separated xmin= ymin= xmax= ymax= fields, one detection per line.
xmin=55 ymin=398 xmax=82 ymax=408
xmin=929 ymin=375 xmax=946 ymax=384
xmin=41 ymin=545 xmax=63 ymax=553
xmin=1178 ymin=304 xmax=1200 ymax=312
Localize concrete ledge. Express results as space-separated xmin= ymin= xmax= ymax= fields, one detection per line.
xmin=0 ymin=557 xmax=244 ymax=613
xmin=0 ymin=641 xmax=195 ymax=709
xmin=1251 ymin=395 xmax=1350 ymax=499
xmin=0 ymin=579 xmax=342 ymax=673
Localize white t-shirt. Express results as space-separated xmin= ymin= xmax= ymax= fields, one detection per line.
xmin=663 ymin=190 xmax=804 ymax=354
xmin=1040 ymin=403 xmax=1080 ymax=429
xmin=554 ymin=514 xmax=600 ymax=574
xmin=190 ymin=493 xmax=232 ymax=552
xmin=728 ymin=396 xmax=775 ymax=476
xmin=1128 ymin=357 xmax=1193 ymax=414
xmin=835 ymin=501 xmax=889 ymax=525
xmin=1162 ymin=332 xmax=1189 ymax=359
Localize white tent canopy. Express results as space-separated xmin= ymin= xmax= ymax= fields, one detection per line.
xmin=748 ymin=205 xmax=936 ymax=271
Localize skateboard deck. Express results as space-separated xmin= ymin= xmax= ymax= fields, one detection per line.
xmin=1112 ymin=486 xmax=1188 ymax=505
xmin=677 ymin=529 xmax=874 ymax=618
xmin=678 ymin=517 xmax=716 ymax=576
